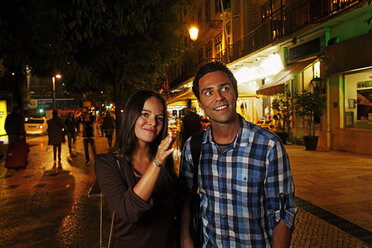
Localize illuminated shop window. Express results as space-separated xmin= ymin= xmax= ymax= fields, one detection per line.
xmin=344 ymin=69 xmax=372 ymax=129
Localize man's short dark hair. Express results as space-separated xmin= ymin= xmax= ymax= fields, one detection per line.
xmin=192 ymin=61 xmax=238 ymax=100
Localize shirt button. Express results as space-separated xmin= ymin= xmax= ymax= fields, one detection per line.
xmin=221 ymin=194 xmax=224 ymax=198
xmin=220 ymin=174 xmax=224 ymax=177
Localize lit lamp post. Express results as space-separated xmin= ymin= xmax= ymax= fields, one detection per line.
xmin=189 ymin=26 xmax=199 ymax=41
xmin=52 ymin=74 xmax=62 ymax=110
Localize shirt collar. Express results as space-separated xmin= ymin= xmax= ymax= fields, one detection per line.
xmin=204 ymin=114 xmax=250 ymax=149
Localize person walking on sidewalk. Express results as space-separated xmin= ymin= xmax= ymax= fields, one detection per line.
xmin=179 ymin=62 xmax=297 ymax=247
xmin=95 ymin=90 xmax=179 ymax=248
xmin=102 ymin=111 xmax=115 ymax=149
xmin=47 ymin=110 xmax=66 ymax=163
xmin=65 ymin=112 xmax=78 ymax=156
xmin=82 ymin=112 xmax=96 ymax=164
xmin=5 ymin=106 xmax=26 ymax=144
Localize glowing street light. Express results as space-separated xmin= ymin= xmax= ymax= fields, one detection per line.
xmin=189 ymin=26 xmax=199 ymax=41
xmin=52 ymin=74 xmax=62 ymax=110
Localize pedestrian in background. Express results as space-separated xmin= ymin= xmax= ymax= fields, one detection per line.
xmin=102 ymin=111 xmax=115 ymax=149
xmin=5 ymin=106 xmax=26 ymax=144
xmin=179 ymin=62 xmax=297 ymax=247
xmin=47 ymin=110 xmax=66 ymax=164
xmin=95 ymin=90 xmax=179 ymax=248
xmin=180 ymin=100 xmax=202 ymax=150
xmin=82 ymin=112 xmax=96 ymax=164
xmin=65 ymin=112 xmax=78 ymax=156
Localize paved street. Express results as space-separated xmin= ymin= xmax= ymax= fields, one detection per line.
xmin=0 ymin=134 xmax=371 ymax=247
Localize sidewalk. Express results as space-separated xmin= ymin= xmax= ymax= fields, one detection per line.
xmin=0 ymin=135 xmax=371 ymax=247
xmin=286 ymin=145 xmax=372 ymax=234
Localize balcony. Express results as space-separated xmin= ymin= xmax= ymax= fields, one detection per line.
xmin=168 ymin=0 xmax=362 ymax=89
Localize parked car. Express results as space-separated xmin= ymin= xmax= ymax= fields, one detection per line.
xmin=25 ymin=117 xmax=48 ymax=135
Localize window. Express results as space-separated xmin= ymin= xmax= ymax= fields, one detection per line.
xmin=206 ymin=0 xmax=210 ymax=22
xmin=344 ymin=69 xmax=372 ymax=129
xmin=25 ymin=119 xmax=44 ymax=124
xmin=199 ymin=48 xmax=204 ymax=62
xmin=198 ymin=7 xmax=202 ymax=25
xmin=206 ymin=41 xmax=212 ymax=60
xmin=215 ymin=0 xmax=231 ymax=13
xmin=226 ymin=22 xmax=231 ymax=45
xmin=215 ymin=33 xmax=222 ymax=54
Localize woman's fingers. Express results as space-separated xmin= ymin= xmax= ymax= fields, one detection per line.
xmin=156 ymin=133 xmax=174 ymax=164
xmin=159 ymin=132 xmax=173 ymax=150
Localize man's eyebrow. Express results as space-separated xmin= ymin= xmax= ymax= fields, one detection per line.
xmin=200 ymin=86 xmax=213 ymax=94
xmin=201 ymin=82 xmax=231 ymax=93
xmin=219 ymin=82 xmax=231 ymax=88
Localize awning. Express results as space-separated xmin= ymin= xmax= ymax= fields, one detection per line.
xmin=166 ymin=88 xmax=195 ymax=105
xmin=256 ymin=59 xmax=316 ymax=96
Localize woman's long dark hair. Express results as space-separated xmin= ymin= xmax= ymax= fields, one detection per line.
xmin=112 ymin=89 xmax=169 ymax=164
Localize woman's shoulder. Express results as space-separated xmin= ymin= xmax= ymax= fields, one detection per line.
xmin=95 ymin=153 xmax=129 ymax=168
xmin=96 ymin=152 xmax=119 ymax=163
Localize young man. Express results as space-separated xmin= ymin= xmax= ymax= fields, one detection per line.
xmin=102 ymin=111 xmax=115 ymax=149
xmin=65 ymin=112 xmax=78 ymax=155
xmin=179 ymin=62 xmax=297 ymax=248
xmin=82 ymin=112 xmax=96 ymax=164
xmin=180 ymin=101 xmax=202 ymax=150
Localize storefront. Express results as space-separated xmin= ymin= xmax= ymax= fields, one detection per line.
xmin=0 ymin=91 xmax=12 ymax=144
xmin=255 ymin=59 xmax=320 ymax=142
xmin=324 ymin=32 xmax=372 ymax=155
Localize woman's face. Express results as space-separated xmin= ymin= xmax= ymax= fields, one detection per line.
xmin=134 ymin=96 xmax=165 ymax=145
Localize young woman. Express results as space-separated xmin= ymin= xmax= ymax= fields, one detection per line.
xmin=95 ymin=90 xmax=179 ymax=248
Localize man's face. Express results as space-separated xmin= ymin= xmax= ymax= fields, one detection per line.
xmin=197 ymin=71 xmax=237 ymax=125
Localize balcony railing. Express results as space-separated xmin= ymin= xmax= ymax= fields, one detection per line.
xmin=169 ymin=0 xmax=361 ymax=88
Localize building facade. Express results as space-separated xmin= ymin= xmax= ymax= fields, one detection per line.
xmin=166 ymin=0 xmax=372 ymax=155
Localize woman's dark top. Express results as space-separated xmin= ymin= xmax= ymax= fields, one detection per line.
xmin=95 ymin=153 xmax=179 ymax=248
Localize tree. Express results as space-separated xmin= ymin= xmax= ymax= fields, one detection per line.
xmin=271 ymin=93 xmax=292 ymax=134
xmin=1 ymin=0 xmax=190 ymax=136
xmin=0 ymin=0 xmax=66 ymax=117
xmin=293 ymin=89 xmax=325 ymax=137
xmin=63 ymin=0 xmax=190 ymax=132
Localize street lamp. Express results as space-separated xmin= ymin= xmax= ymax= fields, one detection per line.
xmin=189 ymin=26 xmax=199 ymax=41
xmin=52 ymin=74 xmax=62 ymax=110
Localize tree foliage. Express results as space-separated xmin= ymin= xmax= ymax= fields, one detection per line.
xmin=61 ymin=0 xmax=190 ymax=130
xmin=0 ymin=0 xmax=66 ymax=113
xmin=293 ymin=90 xmax=325 ymax=137
xmin=272 ymin=93 xmax=292 ymax=133
xmin=0 ymin=0 xmax=190 ymax=132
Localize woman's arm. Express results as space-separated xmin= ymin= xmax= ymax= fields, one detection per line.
xmin=95 ymin=155 xmax=151 ymax=223
xmin=180 ymin=199 xmax=194 ymax=248
xmin=133 ymin=133 xmax=174 ymax=201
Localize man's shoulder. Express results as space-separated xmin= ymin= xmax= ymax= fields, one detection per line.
xmin=241 ymin=117 xmax=281 ymax=143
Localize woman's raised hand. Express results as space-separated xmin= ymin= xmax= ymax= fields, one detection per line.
xmin=154 ymin=132 xmax=174 ymax=166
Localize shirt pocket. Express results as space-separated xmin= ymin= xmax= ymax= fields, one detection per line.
xmin=233 ymin=174 xmax=264 ymax=219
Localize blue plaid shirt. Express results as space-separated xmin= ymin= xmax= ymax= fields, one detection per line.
xmin=180 ymin=116 xmax=297 ymax=247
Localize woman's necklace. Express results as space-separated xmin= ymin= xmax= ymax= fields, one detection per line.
xmin=131 ymin=166 xmax=142 ymax=177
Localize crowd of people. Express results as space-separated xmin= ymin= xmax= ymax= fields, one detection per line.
xmin=4 ymin=108 xmax=116 ymax=165
xmin=4 ymin=62 xmax=297 ymax=248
